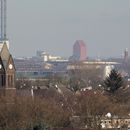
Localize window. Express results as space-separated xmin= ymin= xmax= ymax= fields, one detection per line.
xmin=8 ymin=75 xmax=13 ymax=87
xmin=0 ymin=75 xmax=5 ymax=87
xmin=2 ymin=75 xmax=5 ymax=86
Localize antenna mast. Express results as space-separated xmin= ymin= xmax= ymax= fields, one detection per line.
xmin=4 ymin=0 xmax=6 ymax=40
xmin=0 ymin=0 xmax=7 ymax=40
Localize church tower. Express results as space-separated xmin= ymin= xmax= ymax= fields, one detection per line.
xmin=0 ymin=43 xmax=16 ymax=101
xmin=0 ymin=0 xmax=16 ymax=101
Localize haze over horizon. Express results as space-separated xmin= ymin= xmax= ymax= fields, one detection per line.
xmin=7 ymin=0 xmax=130 ymax=58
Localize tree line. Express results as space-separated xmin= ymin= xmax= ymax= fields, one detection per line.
xmin=0 ymin=69 xmax=130 ymax=130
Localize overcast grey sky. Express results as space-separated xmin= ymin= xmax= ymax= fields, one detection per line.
xmin=7 ymin=0 xmax=130 ymax=58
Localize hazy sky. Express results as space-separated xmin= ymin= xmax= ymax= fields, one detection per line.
xmin=7 ymin=0 xmax=130 ymax=58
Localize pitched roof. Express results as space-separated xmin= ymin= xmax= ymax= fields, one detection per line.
xmin=0 ymin=56 xmax=5 ymax=73
xmin=6 ymin=54 xmax=16 ymax=70
xmin=0 ymin=43 xmax=10 ymax=69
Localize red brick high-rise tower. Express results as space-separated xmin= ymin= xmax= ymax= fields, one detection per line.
xmin=72 ymin=40 xmax=87 ymax=61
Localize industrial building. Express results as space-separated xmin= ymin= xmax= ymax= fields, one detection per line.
xmin=36 ymin=50 xmax=63 ymax=62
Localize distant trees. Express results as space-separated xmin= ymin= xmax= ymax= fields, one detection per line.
xmin=1 ymin=68 xmax=130 ymax=130
xmin=0 ymin=96 xmax=72 ymax=130
xmin=0 ymin=88 xmax=130 ymax=130
xmin=69 ymin=78 xmax=84 ymax=92
xmin=26 ymin=122 xmax=49 ymax=130
xmin=68 ymin=62 xmax=103 ymax=92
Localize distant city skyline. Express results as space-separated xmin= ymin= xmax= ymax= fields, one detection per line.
xmin=6 ymin=0 xmax=130 ymax=58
